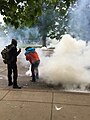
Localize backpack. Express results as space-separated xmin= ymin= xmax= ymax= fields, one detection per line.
xmin=1 ymin=45 xmax=12 ymax=64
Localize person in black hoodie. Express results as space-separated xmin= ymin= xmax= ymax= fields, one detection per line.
xmin=7 ymin=39 xmax=21 ymax=89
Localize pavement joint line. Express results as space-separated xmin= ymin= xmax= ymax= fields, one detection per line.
xmin=1 ymin=97 xmax=90 ymax=107
xmin=2 ymin=99 xmax=52 ymax=104
xmin=0 ymin=89 xmax=10 ymax=101
xmin=3 ymin=98 xmax=90 ymax=108
xmin=50 ymin=92 xmax=54 ymax=120
xmin=0 ymin=88 xmax=54 ymax=93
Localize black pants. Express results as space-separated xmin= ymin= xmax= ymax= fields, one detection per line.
xmin=31 ymin=60 xmax=40 ymax=81
xmin=7 ymin=63 xmax=18 ymax=86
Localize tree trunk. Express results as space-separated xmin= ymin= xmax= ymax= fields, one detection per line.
xmin=42 ymin=35 xmax=47 ymax=47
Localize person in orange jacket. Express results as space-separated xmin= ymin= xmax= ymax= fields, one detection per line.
xmin=25 ymin=47 xmax=40 ymax=82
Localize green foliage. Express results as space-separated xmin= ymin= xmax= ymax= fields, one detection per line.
xmin=37 ymin=0 xmax=76 ymax=41
xmin=0 ymin=0 xmax=75 ymax=28
xmin=0 ymin=0 xmax=76 ymax=46
xmin=0 ymin=0 xmax=42 ymax=28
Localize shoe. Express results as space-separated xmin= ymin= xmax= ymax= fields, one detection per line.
xmin=31 ymin=80 xmax=36 ymax=82
xmin=13 ymin=85 xmax=21 ymax=89
xmin=8 ymin=82 xmax=13 ymax=86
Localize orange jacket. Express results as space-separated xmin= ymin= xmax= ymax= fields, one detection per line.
xmin=26 ymin=51 xmax=40 ymax=64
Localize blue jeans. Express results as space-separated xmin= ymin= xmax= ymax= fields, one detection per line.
xmin=31 ymin=60 xmax=40 ymax=81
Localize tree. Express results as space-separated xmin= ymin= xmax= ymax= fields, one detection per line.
xmin=0 ymin=0 xmax=76 ymax=46
xmin=37 ymin=0 xmax=76 ymax=46
xmin=0 ymin=0 xmax=75 ymax=28
xmin=37 ymin=5 xmax=56 ymax=46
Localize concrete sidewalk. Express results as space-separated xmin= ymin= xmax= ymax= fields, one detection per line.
xmin=0 ymin=88 xmax=90 ymax=120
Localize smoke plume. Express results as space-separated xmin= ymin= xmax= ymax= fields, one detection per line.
xmin=39 ymin=34 xmax=90 ymax=90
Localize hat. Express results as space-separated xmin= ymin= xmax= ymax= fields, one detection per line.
xmin=24 ymin=47 xmax=35 ymax=55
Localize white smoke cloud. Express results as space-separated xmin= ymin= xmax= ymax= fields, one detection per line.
xmin=39 ymin=34 xmax=90 ymax=89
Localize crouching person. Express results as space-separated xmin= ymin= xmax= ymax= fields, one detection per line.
xmin=25 ymin=47 xmax=40 ymax=82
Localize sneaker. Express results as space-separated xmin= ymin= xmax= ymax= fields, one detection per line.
xmin=13 ymin=85 xmax=21 ymax=89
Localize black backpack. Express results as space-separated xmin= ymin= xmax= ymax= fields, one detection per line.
xmin=1 ymin=45 xmax=12 ymax=64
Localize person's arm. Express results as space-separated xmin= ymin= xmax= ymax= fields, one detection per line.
xmin=26 ymin=54 xmax=32 ymax=64
xmin=17 ymin=48 xmax=21 ymax=56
